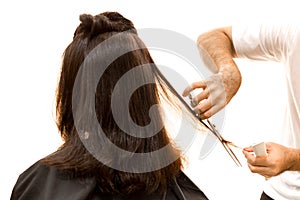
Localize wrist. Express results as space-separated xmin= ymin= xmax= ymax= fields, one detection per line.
xmin=218 ymin=63 xmax=242 ymax=103
xmin=288 ymin=148 xmax=300 ymax=171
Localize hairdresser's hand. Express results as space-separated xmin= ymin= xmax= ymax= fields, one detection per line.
xmin=243 ymin=142 xmax=300 ymax=178
xmin=182 ymin=73 xmax=228 ymax=119
xmin=186 ymin=27 xmax=242 ymax=119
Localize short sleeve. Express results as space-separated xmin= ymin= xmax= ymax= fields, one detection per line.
xmin=232 ymin=24 xmax=299 ymax=63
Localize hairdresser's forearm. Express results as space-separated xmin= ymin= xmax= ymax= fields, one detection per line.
xmin=197 ymin=27 xmax=241 ymax=103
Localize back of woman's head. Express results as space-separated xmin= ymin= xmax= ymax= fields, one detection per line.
xmin=56 ymin=12 xmax=141 ymax=139
xmin=46 ymin=12 xmax=182 ymax=195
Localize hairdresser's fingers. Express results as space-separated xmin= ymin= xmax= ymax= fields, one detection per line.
xmin=198 ymin=101 xmax=223 ymax=119
xmin=243 ymin=150 xmax=268 ymax=166
xmin=244 ymin=152 xmax=272 ymax=178
xmin=182 ymin=81 xmax=207 ymax=97
xmin=191 ymin=89 xmax=210 ymax=107
xmin=199 ymin=109 xmax=213 ymax=119
xmin=194 ymin=99 xmax=211 ymax=115
xmin=198 ymin=105 xmax=215 ymax=120
xmin=246 ymin=164 xmax=272 ymax=178
xmin=243 ymin=146 xmax=254 ymax=152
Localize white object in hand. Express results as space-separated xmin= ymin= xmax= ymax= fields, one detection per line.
xmin=253 ymin=142 xmax=267 ymax=156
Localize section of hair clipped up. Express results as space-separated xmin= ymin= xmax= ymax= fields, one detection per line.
xmin=74 ymin=12 xmax=137 ymax=39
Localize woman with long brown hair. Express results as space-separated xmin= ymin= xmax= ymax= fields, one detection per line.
xmin=11 ymin=12 xmax=208 ymax=199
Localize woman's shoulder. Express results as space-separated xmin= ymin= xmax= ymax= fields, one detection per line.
xmin=17 ymin=160 xmax=50 ymax=179
xmin=10 ymin=160 xmax=97 ymax=200
xmin=12 ymin=160 xmax=51 ymax=192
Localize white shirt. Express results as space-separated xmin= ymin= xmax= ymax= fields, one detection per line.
xmin=233 ymin=25 xmax=300 ymax=200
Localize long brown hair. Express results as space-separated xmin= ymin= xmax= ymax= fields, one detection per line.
xmin=43 ymin=12 xmax=187 ymax=195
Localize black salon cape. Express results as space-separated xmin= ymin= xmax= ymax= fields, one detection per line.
xmin=11 ymin=161 xmax=208 ymax=200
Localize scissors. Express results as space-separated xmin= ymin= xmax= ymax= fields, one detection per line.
xmin=188 ymin=94 xmax=242 ymax=167
xmin=189 ymin=93 xmax=242 ymax=166
xmin=188 ymin=93 xmax=242 ymax=166
xmin=156 ymin=69 xmax=242 ymax=167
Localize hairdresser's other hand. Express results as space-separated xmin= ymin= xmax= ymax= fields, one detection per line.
xmin=182 ymin=72 xmax=230 ymax=119
xmin=243 ymin=142 xmax=300 ymax=178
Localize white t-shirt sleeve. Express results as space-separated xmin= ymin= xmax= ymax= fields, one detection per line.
xmin=232 ymin=24 xmax=298 ymax=63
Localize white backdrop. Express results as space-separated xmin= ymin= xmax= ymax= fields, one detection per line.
xmin=1 ymin=0 xmax=298 ymax=199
